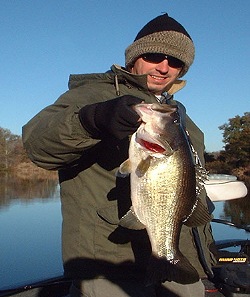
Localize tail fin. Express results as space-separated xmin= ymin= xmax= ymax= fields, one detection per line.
xmin=144 ymin=252 xmax=199 ymax=286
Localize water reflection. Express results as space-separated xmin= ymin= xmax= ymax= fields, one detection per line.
xmin=0 ymin=172 xmax=249 ymax=290
xmin=0 ymin=172 xmax=59 ymax=209
xmin=211 ymin=185 xmax=250 ymax=249
xmin=223 ymin=194 xmax=250 ymax=226
xmin=0 ymin=172 xmax=62 ymax=290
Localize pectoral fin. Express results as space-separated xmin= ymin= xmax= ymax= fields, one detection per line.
xmin=135 ymin=155 xmax=152 ymax=177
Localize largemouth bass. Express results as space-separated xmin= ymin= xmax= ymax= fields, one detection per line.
xmin=119 ymin=103 xmax=211 ymax=285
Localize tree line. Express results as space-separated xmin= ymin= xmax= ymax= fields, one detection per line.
xmin=205 ymin=112 xmax=249 ymax=185
xmin=0 ymin=127 xmax=57 ymax=179
xmin=0 ymin=111 xmax=249 ymax=183
xmin=0 ymin=128 xmax=27 ymax=171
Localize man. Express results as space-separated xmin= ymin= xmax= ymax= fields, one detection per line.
xmin=23 ymin=13 xmax=216 ymax=297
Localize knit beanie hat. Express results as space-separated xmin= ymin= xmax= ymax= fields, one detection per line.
xmin=125 ymin=13 xmax=195 ymax=77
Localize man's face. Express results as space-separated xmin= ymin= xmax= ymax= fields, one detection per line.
xmin=130 ymin=53 xmax=183 ymax=95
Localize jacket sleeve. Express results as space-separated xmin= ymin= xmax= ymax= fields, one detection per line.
xmin=22 ymin=89 xmax=100 ymax=170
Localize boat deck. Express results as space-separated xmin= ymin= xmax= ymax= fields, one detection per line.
xmin=1 ymin=278 xmax=249 ymax=297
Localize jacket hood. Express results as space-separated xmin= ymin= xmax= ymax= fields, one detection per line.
xmin=68 ymin=64 xmax=186 ymax=95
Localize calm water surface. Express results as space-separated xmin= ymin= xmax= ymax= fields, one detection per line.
xmin=0 ymin=173 xmax=249 ymax=290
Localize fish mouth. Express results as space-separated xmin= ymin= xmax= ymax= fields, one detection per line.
xmin=136 ymin=137 xmax=166 ymax=153
xmin=135 ymin=126 xmax=173 ymax=155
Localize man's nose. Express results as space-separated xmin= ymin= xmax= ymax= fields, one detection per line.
xmin=155 ymin=59 xmax=169 ymax=73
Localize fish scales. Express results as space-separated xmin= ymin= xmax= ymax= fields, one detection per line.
xmin=131 ymin=133 xmax=196 ymax=260
xmin=119 ymin=103 xmax=211 ymax=285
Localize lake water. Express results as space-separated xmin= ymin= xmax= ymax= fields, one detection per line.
xmin=0 ymin=173 xmax=249 ymax=290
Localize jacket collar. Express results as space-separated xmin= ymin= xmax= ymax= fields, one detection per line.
xmin=111 ymin=64 xmax=186 ymax=95
xmin=68 ymin=64 xmax=186 ymax=96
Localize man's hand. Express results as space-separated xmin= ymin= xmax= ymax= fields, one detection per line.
xmin=79 ymin=95 xmax=142 ymax=139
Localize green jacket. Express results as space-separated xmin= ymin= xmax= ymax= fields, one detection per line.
xmin=22 ymin=65 xmax=216 ymax=281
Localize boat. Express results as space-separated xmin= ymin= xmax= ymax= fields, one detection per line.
xmin=204 ymin=174 xmax=248 ymax=202
xmin=204 ymin=219 xmax=250 ymax=296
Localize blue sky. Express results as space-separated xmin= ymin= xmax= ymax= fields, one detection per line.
xmin=1 ymin=1 xmax=249 ymax=152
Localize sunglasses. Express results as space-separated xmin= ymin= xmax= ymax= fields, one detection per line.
xmin=141 ymin=53 xmax=184 ymax=69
